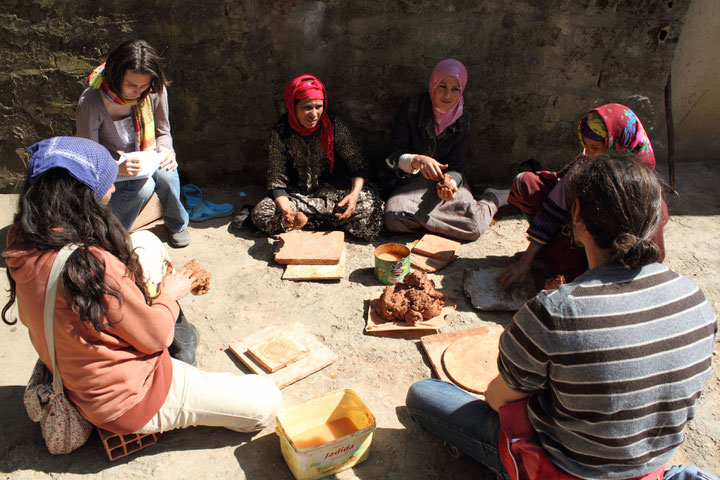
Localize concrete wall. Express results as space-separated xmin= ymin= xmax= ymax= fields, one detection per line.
xmin=0 ymin=0 xmax=687 ymax=190
xmin=671 ymin=0 xmax=720 ymax=162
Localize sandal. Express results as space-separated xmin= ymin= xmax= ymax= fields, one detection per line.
xmin=182 ymin=184 xmax=203 ymax=209
xmin=188 ymin=199 xmax=234 ymax=222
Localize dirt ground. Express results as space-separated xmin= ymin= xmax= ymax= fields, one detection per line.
xmin=0 ymin=160 xmax=718 ymax=480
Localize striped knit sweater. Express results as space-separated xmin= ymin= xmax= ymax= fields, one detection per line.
xmin=498 ymin=262 xmax=717 ymax=479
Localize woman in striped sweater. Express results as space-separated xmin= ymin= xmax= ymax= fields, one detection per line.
xmin=407 ymin=153 xmax=716 ymax=479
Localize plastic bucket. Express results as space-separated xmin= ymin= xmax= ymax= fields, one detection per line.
xmin=374 ymin=243 xmax=410 ymax=285
xmin=276 ymin=389 xmax=376 ymax=480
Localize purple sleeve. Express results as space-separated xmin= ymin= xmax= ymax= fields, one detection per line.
xmin=153 ymin=88 xmax=173 ymax=150
xmin=526 ymin=168 xmax=574 ymax=245
xmin=75 ymin=89 xmax=101 ymax=143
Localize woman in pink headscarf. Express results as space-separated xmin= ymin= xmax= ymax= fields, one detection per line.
xmin=384 ymin=59 xmax=507 ymax=241
xmin=251 ymin=74 xmax=384 ymax=240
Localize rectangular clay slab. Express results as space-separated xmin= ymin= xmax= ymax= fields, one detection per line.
xmin=412 ymin=234 xmax=461 ymax=263
xmin=274 ymin=231 xmax=345 ymax=265
xmin=410 ymin=252 xmax=451 ymax=273
xmin=247 ymin=333 xmax=310 ymax=373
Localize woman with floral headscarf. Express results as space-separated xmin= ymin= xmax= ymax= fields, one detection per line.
xmin=251 ymin=74 xmax=384 ymax=240
xmin=499 ymin=103 xmax=670 ymax=288
xmin=383 ymin=59 xmax=508 ymax=241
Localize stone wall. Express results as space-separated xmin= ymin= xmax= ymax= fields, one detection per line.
xmin=0 ymin=0 xmax=687 ymax=191
xmin=670 ymin=0 xmax=720 ymax=162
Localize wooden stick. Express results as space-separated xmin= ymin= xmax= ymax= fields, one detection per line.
xmin=664 ymin=71 xmax=676 ymax=190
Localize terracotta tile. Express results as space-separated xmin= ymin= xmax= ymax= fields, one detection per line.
xmin=412 ymin=234 xmax=461 ymax=263
xmin=274 ymin=231 xmax=345 ymax=265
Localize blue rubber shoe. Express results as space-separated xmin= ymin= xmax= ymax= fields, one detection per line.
xmin=189 ymin=199 xmax=234 ymax=222
xmin=182 ymin=184 xmax=203 ymax=209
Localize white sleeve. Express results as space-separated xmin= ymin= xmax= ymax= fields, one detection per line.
xmin=398 ymin=153 xmax=420 ymax=174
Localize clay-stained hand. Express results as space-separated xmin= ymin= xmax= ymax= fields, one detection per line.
xmin=117 ymin=151 xmax=143 ymax=176
xmin=282 ymin=210 xmax=308 ymax=230
xmin=413 ymin=155 xmax=448 ymax=182
xmin=158 ymin=264 xmax=198 ymax=301
xmin=499 ymin=259 xmax=532 ymax=289
xmin=335 ymin=192 xmax=359 ymax=221
xmin=436 ymin=174 xmax=458 ymax=201
xmin=157 ymin=145 xmax=177 ymax=171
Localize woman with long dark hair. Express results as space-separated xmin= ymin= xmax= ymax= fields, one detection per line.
xmin=406 ymin=153 xmax=715 ymax=479
xmin=76 ymin=39 xmax=190 ymax=247
xmin=3 ymin=137 xmax=281 ymax=437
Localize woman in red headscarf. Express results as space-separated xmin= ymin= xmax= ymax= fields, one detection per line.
xmin=499 ymin=103 xmax=670 ymax=289
xmin=251 ymin=75 xmax=384 ymax=240
xmin=383 ymin=59 xmax=507 ymax=241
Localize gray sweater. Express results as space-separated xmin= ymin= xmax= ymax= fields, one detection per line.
xmin=499 ymin=262 xmax=717 ymax=479
xmin=75 ymin=87 xmax=173 ymax=160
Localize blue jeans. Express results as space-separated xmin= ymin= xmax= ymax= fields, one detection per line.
xmin=406 ymin=379 xmax=509 ymax=479
xmin=664 ymin=465 xmax=719 ymax=479
xmin=110 ymin=167 xmax=188 ymax=233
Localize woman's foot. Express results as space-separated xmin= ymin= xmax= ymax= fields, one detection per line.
xmin=484 ymin=188 xmax=510 ymax=208
xmin=168 ymin=228 xmax=191 ymax=248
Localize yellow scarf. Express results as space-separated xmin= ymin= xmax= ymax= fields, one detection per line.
xmin=87 ymin=63 xmax=157 ymax=151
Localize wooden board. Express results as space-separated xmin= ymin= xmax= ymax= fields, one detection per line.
xmin=365 ymin=291 xmax=455 ymax=336
xmin=246 ymin=333 xmax=310 ymax=373
xmin=282 ymin=249 xmax=346 ymax=280
xmin=274 ymin=231 xmax=345 ymax=265
xmin=130 ymin=193 xmax=163 ymax=232
xmin=442 ymin=335 xmax=500 ymax=394
xmin=420 ymin=324 xmax=505 ymax=394
xmin=228 ymin=322 xmax=337 ymax=389
xmin=412 ymin=234 xmax=461 ymax=262
xmin=463 ymin=267 xmax=537 ymax=311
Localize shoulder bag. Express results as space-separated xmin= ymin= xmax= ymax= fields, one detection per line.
xmin=23 ymin=244 xmax=94 ymax=455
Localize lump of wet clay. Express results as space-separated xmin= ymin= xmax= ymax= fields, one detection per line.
xmin=376 ymin=270 xmax=445 ymax=325
xmin=283 ymin=211 xmax=308 ymax=230
xmin=544 ymin=274 xmax=565 ymax=290
xmin=404 ymin=270 xmax=435 ymax=290
xmin=183 ymin=259 xmax=211 ymax=295
xmin=377 ymin=285 xmax=409 ymax=321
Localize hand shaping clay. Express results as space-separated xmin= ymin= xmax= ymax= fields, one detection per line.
xmin=183 ymin=259 xmax=211 ymax=295
xmin=376 ymin=270 xmax=445 ymax=324
xmin=284 ymin=211 xmax=308 ymax=230
xmin=544 ymin=274 xmax=565 ymax=290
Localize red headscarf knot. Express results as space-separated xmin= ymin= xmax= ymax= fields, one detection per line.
xmin=284 ymin=74 xmax=335 ymax=172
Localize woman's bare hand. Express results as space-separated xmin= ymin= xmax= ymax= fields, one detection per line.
xmin=412 ymin=155 xmax=448 ymax=182
xmin=499 ymin=259 xmax=532 ymax=289
xmin=335 ymin=192 xmax=359 ymax=220
xmin=117 ymin=151 xmax=143 ymax=176
xmin=159 ymin=265 xmax=197 ymax=301
xmin=157 ymin=145 xmax=177 ymax=171
xmin=282 ymin=210 xmax=308 ymax=229
xmin=436 ymin=174 xmax=458 ymax=201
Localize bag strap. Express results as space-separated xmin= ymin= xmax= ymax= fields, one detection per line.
xmin=43 ymin=244 xmax=79 ymax=395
